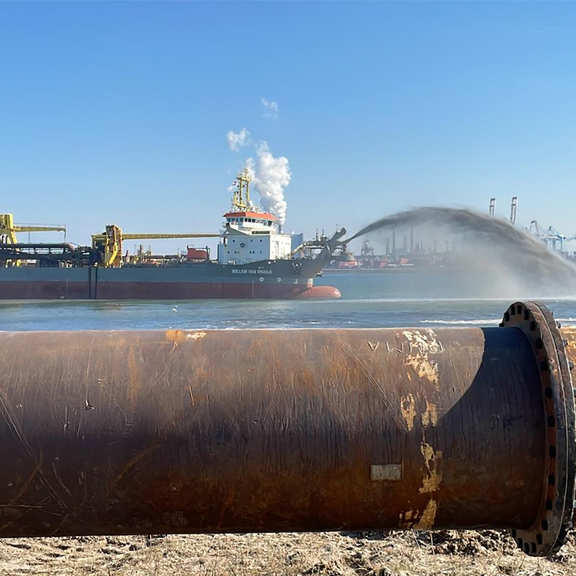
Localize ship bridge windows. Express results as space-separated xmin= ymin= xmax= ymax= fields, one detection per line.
xmin=226 ymin=216 xmax=274 ymax=227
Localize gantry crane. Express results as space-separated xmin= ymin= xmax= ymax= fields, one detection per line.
xmin=529 ymin=220 xmax=547 ymax=238
xmin=91 ymin=225 xmax=220 ymax=267
xmin=545 ymin=226 xmax=566 ymax=252
xmin=529 ymin=221 xmax=567 ymax=252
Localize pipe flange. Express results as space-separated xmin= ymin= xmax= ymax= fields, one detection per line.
xmin=500 ymin=301 xmax=576 ymax=556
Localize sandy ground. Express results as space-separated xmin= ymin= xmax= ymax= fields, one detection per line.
xmin=0 ymin=530 xmax=573 ymax=576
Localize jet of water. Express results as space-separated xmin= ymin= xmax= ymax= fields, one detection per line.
xmin=345 ymin=207 xmax=576 ymax=294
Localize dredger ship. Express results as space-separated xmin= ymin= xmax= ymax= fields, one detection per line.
xmin=0 ymin=171 xmax=344 ymax=300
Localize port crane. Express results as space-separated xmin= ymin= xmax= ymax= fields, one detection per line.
xmin=91 ymin=225 xmax=220 ymax=267
xmin=528 ymin=221 xmax=567 ymax=252
xmin=545 ymin=226 xmax=566 ymax=252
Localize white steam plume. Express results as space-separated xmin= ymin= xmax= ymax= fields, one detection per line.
xmin=261 ymin=98 xmax=279 ymax=119
xmin=246 ymin=142 xmax=290 ymax=226
xmin=226 ymin=128 xmax=251 ymax=152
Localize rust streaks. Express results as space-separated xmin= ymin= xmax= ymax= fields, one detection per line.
xmin=0 ymin=324 xmax=550 ymax=539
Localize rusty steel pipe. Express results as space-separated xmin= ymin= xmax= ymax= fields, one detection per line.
xmin=0 ymin=301 xmax=573 ymax=557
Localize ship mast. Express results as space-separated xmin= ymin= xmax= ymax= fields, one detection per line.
xmin=232 ymin=169 xmax=252 ymax=211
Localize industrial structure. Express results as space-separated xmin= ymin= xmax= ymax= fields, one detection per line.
xmin=0 ymin=171 xmax=344 ymax=299
xmin=491 ymin=196 xmax=575 ymax=256
xmin=325 ymin=196 xmax=575 ymax=269
xmin=2 ymin=192 xmax=576 ymax=275
xmin=489 ymin=197 xmax=496 ymax=217
xmin=0 ymin=301 xmax=573 ymax=557
xmin=0 ymin=213 xmax=68 ymax=266
xmin=90 ymin=225 xmax=220 ymax=268
xmin=0 ymin=213 xmax=66 ymax=245
xmin=488 ymin=196 xmax=518 ymax=225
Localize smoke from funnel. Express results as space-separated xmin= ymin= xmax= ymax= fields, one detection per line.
xmin=245 ymin=142 xmax=290 ymax=226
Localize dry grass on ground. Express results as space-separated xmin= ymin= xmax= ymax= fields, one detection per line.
xmin=0 ymin=530 xmax=573 ymax=576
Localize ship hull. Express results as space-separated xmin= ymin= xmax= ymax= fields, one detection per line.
xmin=0 ymin=259 xmax=340 ymax=300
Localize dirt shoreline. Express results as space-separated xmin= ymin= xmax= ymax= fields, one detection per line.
xmin=0 ymin=530 xmax=573 ymax=575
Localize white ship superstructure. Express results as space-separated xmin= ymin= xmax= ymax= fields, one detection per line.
xmin=218 ymin=169 xmax=292 ymax=265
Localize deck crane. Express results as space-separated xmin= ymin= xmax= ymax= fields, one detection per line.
xmin=0 ymin=213 xmax=67 ymax=265
xmin=91 ymin=225 xmax=220 ymax=267
xmin=0 ymin=213 xmax=66 ymax=244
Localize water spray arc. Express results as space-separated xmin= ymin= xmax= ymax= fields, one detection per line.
xmin=341 ymin=206 xmax=576 ymax=293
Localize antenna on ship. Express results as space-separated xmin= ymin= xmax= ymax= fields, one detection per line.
xmin=232 ymin=168 xmax=252 ymax=211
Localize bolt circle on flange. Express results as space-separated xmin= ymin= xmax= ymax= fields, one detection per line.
xmin=500 ymin=301 xmax=576 ymax=556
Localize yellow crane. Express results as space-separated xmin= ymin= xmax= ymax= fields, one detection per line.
xmin=0 ymin=213 xmax=67 ymax=265
xmin=232 ymin=168 xmax=252 ymax=210
xmin=91 ymin=225 xmax=220 ymax=267
xmin=0 ymin=213 xmax=66 ymax=244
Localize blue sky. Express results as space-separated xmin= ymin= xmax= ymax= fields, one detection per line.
xmin=1 ymin=2 xmax=575 ymax=252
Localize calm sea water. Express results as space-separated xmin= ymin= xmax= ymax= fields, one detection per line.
xmin=1 ymin=270 xmax=576 ymax=331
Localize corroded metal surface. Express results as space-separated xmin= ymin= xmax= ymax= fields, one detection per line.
xmin=562 ymin=326 xmax=576 ymax=368
xmin=0 ymin=325 xmax=547 ymax=539
xmin=555 ymin=325 xmax=576 ymax=529
xmin=501 ymin=302 xmax=576 ymax=556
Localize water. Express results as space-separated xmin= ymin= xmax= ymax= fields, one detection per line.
xmin=2 ymin=269 xmax=576 ymax=331
xmin=345 ymin=207 xmax=576 ymax=294
xmin=3 ymin=207 xmax=574 ymax=331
